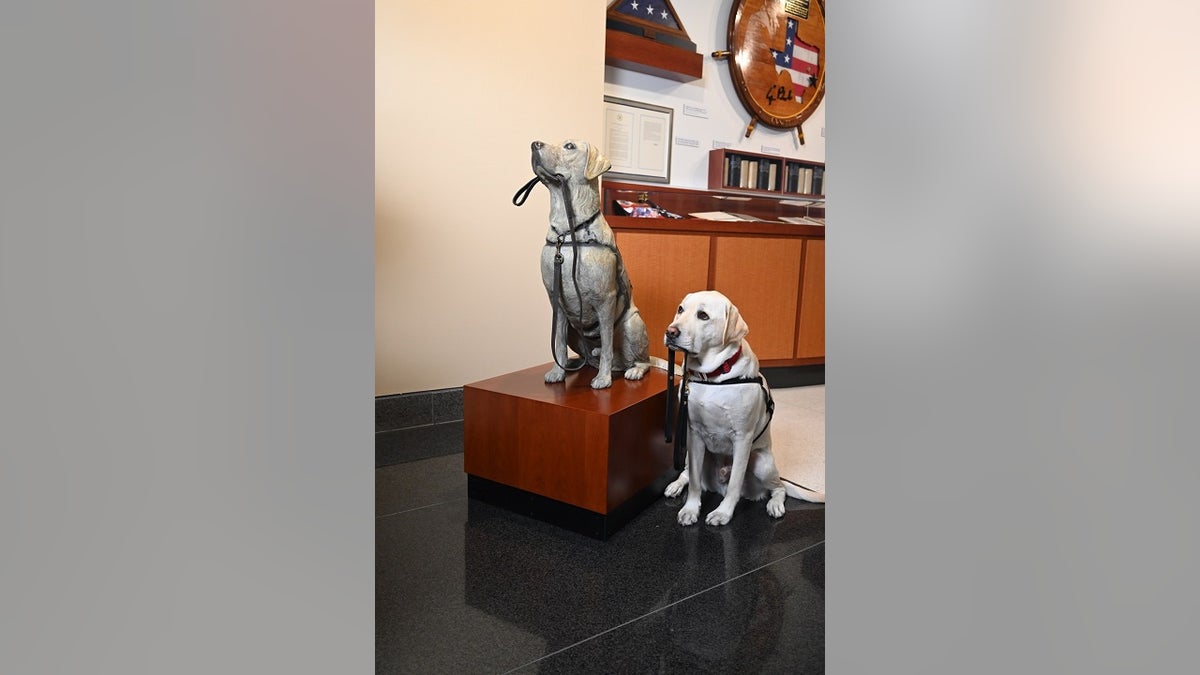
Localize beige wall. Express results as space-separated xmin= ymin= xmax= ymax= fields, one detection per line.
xmin=376 ymin=1 xmax=607 ymax=395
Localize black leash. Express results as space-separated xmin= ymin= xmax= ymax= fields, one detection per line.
xmin=665 ymin=348 xmax=678 ymax=443
xmin=664 ymin=348 xmax=688 ymax=469
xmin=515 ymin=173 xmax=590 ymax=372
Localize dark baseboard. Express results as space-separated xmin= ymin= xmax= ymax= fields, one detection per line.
xmin=376 ymin=387 xmax=463 ymax=432
xmin=762 ymin=364 xmax=825 ymax=388
xmin=376 ymin=421 xmax=463 ymax=468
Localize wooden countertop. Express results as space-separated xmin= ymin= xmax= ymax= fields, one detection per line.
xmin=607 ymin=215 xmax=825 ymax=238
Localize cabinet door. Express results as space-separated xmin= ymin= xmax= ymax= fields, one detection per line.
xmin=712 ymin=236 xmax=803 ymax=361
xmin=796 ymin=238 xmax=825 ymax=359
xmin=614 ymin=232 xmax=711 ymax=362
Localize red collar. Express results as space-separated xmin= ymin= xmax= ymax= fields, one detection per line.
xmin=690 ymin=347 xmax=742 ymax=381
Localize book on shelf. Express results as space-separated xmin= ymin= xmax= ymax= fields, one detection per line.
xmin=801 ymin=167 xmax=813 ymax=194
xmin=767 ymin=162 xmax=777 ymax=191
xmin=812 ymin=166 xmax=824 ymax=195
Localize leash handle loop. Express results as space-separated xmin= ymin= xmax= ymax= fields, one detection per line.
xmin=512 ymin=176 xmax=540 ymax=207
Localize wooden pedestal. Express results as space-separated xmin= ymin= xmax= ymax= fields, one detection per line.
xmin=463 ymin=363 xmax=673 ymax=539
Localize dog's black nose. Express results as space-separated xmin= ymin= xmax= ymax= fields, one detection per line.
xmin=665 ymin=326 xmax=679 ymax=339
xmin=531 ymin=141 xmax=543 ymax=150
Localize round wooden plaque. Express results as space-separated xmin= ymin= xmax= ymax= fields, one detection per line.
xmin=724 ymin=0 xmax=825 ymax=140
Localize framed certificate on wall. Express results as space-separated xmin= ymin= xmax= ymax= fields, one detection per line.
xmin=603 ymin=96 xmax=673 ymax=183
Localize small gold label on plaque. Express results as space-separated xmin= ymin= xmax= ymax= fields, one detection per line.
xmin=785 ymin=0 xmax=810 ymax=20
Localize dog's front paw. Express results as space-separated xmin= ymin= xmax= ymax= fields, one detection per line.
xmin=677 ymin=504 xmax=700 ymax=526
xmin=590 ymin=373 xmax=612 ymax=389
xmin=766 ymin=496 xmax=786 ymax=518
xmin=544 ymin=366 xmax=566 ymax=383
xmin=623 ymin=365 xmax=647 ymax=381
xmin=664 ymin=477 xmax=686 ymax=498
xmin=705 ymin=508 xmax=734 ymax=526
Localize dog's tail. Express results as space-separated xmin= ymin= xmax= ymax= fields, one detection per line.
xmin=783 ymin=479 xmax=825 ymax=504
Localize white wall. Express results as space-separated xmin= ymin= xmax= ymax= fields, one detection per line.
xmin=604 ymin=0 xmax=826 ymax=190
xmin=377 ymin=0 xmax=826 ymax=395
xmin=376 ymin=1 xmax=608 ymax=395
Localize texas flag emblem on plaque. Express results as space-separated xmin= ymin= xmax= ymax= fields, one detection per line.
xmin=770 ymin=16 xmax=820 ymax=100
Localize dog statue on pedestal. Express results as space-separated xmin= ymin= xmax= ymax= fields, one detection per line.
xmin=514 ymin=139 xmax=652 ymax=390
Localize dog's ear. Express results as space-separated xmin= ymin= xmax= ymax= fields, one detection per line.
xmin=723 ymin=301 xmax=749 ymax=344
xmin=584 ymin=144 xmax=612 ymax=181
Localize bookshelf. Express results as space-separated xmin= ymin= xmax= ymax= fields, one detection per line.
xmin=707 ymin=148 xmax=825 ymax=198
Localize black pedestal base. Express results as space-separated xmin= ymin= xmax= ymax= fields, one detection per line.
xmin=467 ymin=471 xmax=674 ymax=541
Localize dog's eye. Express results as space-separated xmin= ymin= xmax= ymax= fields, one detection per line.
xmin=676 ymin=306 xmax=683 ymax=315
xmin=697 ymin=311 xmax=709 ymax=321
xmin=564 ymin=142 xmax=576 ymax=150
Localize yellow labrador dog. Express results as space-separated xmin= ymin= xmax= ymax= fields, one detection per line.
xmin=664 ymin=290 xmax=825 ymax=526
xmin=521 ymin=139 xmax=652 ymax=389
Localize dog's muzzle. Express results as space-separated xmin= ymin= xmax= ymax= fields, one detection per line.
xmin=664 ymin=326 xmax=689 ymax=353
xmin=530 ymin=141 xmax=564 ymax=185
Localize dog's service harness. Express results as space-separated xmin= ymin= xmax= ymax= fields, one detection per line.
xmin=514 ymin=175 xmax=633 ymax=373
xmin=664 ymin=346 xmax=775 ymax=471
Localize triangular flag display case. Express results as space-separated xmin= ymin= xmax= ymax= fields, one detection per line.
xmin=605 ymin=0 xmax=703 ymax=82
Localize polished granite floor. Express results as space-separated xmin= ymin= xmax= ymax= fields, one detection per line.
xmin=376 ymin=422 xmax=825 ymax=674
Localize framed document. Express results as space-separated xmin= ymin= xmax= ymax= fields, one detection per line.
xmin=603 ymin=96 xmax=674 ymax=183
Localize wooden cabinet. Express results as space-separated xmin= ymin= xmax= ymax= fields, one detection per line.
xmin=615 ymin=232 xmax=710 ymax=361
xmin=712 ymin=237 xmax=803 ymax=360
xmin=796 ymin=238 xmax=825 ymax=359
xmin=604 ymin=181 xmax=824 ymax=367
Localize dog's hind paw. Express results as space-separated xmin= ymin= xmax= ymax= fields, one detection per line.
xmin=664 ymin=479 xmax=686 ymax=498
xmin=544 ymin=366 xmax=566 ymax=383
xmin=590 ymin=373 xmax=612 ymax=389
xmin=766 ymin=497 xmax=786 ymax=518
xmin=623 ymin=365 xmax=647 ymax=381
